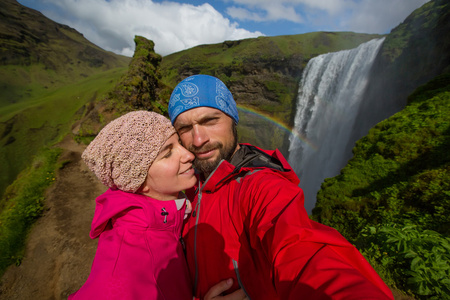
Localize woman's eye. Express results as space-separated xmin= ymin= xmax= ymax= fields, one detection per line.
xmin=163 ymin=151 xmax=172 ymax=158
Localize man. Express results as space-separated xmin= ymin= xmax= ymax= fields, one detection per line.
xmin=169 ymin=74 xmax=393 ymax=299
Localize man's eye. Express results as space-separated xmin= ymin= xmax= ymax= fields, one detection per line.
xmin=204 ymin=117 xmax=219 ymax=124
xmin=177 ymin=126 xmax=190 ymax=134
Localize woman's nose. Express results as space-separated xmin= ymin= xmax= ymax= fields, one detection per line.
xmin=180 ymin=145 xmax=195 ymax=163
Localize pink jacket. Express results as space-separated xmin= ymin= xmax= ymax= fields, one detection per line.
xmin=69 ymin=189 xmax=192 ymax=300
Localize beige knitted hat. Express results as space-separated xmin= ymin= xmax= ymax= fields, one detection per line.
xmin=82 ymin=111 xmax=177 ymax=193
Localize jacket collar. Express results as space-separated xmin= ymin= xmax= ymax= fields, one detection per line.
xmin=198 ymin=144 xmax=300 ymax=193
xmin=200 ymin=159 xmax=236 ymax=193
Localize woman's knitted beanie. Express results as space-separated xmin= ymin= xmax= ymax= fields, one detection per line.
xmin=81 ymin=111 xmax=176 ymax=193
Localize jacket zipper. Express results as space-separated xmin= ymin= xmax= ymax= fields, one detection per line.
xmin=232 ymin=259 xmax=251 ymax=299
xmin=193 ymin=187 xmax=202 ymax=291
xmin=193 ymin=161 xmax=224 ymax=293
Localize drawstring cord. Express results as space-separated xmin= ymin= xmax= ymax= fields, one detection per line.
xmin=161 ymin=207 xmax=168 ymax=223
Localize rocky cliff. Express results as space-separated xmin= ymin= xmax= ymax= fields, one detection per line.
xmin=75 ymin=36 xmax=172 ymax=140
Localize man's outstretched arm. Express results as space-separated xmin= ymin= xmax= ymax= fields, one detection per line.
xmin=247 ymin=174 xmax=393 ymax=299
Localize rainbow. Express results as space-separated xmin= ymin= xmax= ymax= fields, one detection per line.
xmin=237 ymin=105 xmax=318 ymax=151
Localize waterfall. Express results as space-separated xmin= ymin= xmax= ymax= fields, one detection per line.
xmin=288 ymin=38 xmax=385 ymax=213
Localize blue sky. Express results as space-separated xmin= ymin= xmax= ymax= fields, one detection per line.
xmin=18 ymin=0 xmax=430 ymax=56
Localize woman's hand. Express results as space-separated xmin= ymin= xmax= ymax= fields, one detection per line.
xmin=204 ymin=279 xmax=248 ymax=300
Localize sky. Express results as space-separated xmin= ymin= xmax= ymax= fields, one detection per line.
xmin=18 ymin=0 xmax=430 ymax=57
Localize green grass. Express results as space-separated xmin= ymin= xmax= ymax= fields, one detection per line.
xmin=312 ymin=73 xmax=450 ymax=299
xmin=0 ymin=67 xmax=128 ymax=198
xmin=0 ymin=147 xmax=62 ymax=276
xmin=0 ymin=64 xmax=57 ymax=108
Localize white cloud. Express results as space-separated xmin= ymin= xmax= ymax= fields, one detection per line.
xmin=41 ymin=0 xmax=263 ymax=56
xmin=225 ymin=0 xmax=430 ymax=33
xmin=226 ymin=6 xmax=266 ymax=22
xmin=343 ymin=0 xmax=431 ymax=33
xmin=226 ymin=0 xmax=348 ymax=22
xmin=227 ymin=2 xmax=304 ymax=23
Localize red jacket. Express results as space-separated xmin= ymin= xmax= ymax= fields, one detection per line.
xmin=183 ymin=144 xmax=393 ymax=299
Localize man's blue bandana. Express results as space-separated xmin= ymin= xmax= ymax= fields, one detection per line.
xmin=168 ymin=74 xmax=239 ymax=124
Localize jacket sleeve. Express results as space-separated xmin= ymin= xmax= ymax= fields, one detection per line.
xmin=243 ymin=171 xmax=394 ymax=300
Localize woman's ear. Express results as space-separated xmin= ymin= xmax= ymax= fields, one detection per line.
xmin=137 ymin=179 xmax=151 ymax=194
xmin=140 ymin=184 xmax=150 ymax=194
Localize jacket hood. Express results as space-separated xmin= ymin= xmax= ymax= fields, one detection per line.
xmin=89 ymin=189 xmax=185 ymax=239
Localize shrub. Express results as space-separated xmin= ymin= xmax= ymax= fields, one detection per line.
xmin=360 ymin=224 xmax=450 ymax=299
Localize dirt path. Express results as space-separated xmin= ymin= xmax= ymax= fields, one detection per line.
xmin=0 ymin=134 xmax=106 ymax=299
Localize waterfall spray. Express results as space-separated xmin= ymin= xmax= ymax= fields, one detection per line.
xmin=288 ymin=38 xmax=385 ymax=213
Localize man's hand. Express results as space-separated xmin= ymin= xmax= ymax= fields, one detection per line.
xmin=184 ymin=199 xmax=192 ymax=219
xmin=204 ymin=279 xmax=248 ymax=300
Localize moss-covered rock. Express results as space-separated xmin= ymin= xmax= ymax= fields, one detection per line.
xmin=75 ymin=36 xmax=172 ymax=139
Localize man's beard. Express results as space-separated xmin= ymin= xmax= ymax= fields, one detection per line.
xmin=190 ymin=126 xmax=237 ymax=178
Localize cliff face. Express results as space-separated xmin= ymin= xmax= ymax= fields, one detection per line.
xmin=352 ymin=0 xmax=450 ymax=139
xmin=379 ymin=0 xmax=450 ymax=87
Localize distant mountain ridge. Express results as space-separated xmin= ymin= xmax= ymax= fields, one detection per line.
xmin=0 ymin=0 xmax=130 ymax=104
xmin=0 ymin=0 xmax=130 ymax=198
xmin=0 ymin=0 xmax=128 ymax=69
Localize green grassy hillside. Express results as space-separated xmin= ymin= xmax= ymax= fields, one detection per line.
xmin=0 ymin=0 xmax=130 ymax=197
xmin=312 ymin=73 xmax=450 ymax=298
xmin=160 ymin=31 xmax=382 ymax=87
xmin=0 ymin=0 xmax=130 ymax=105
xmin=0 ymin=67 xmax=128 ymax=198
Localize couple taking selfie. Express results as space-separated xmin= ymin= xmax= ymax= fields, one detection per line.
xmin=69 ymin=75 xmax=394 ymax=299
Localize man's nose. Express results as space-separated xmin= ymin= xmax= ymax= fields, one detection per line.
xmin=192 ymin=125 xmax=209 ymax=148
